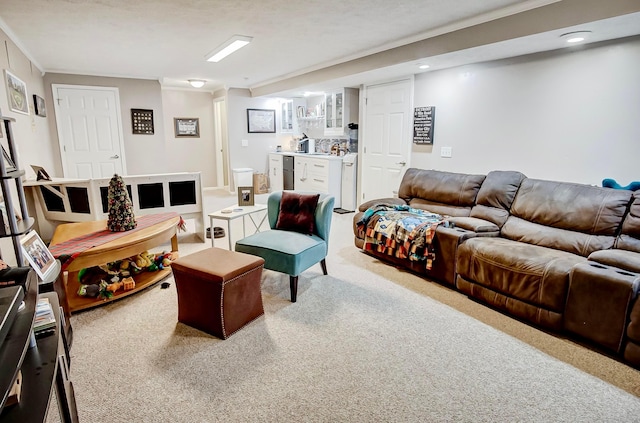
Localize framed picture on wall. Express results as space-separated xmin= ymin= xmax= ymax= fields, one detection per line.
xmin=174 ymin=117 xmax=200 ymax=137
xmin=4 ymin=70 xmax=29 ymax=115
xmin=33 ymin=94 xmax=47 ymax=117
xmin=247 ymin=109 xmax=275 ymax=133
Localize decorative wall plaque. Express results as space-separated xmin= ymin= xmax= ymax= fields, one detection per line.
xmin=413 ymin=106 xmax=435 ymax=144
xmin=131 ymin=108 xmax=154 ymax=134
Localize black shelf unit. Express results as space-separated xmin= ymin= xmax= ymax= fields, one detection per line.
xmin=0 ymin=272 xmax=78 ymax=422
xmin=0 ymin=117 xmax=77 ymax=421
xmin=0 ymin=117 xmax=34 ymax=266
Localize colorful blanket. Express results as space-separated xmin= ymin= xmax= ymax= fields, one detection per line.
xmin=356 ymin=204 xmax=450 ymax=270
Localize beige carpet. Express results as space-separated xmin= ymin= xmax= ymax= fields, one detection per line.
xmin=46 ymin=208 xmax=640 ymax=422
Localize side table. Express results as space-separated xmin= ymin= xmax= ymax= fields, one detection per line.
xmin=209 ymin=204 xmax=268 ymax=250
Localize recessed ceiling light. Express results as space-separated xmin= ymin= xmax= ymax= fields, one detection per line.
xmin=418 ymin=64 xmax=430 ymax=70
xmin=188 ymin=79 xmax=206 ymax=88
xmin=560 ymin=31 xmax=591 ymax=44
xmin=206 ymin=35 xmax=253 ymax=62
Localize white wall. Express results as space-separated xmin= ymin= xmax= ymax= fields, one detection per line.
xmin=0 ymin=29 xmax=55 ymax=179
xmin=42 ymin=73 xmax=165 ymax=178
xmin=226 ymin=88 xmax=293 ymax=189
xmin=411 ymin=37 xmax=640 ymax=186
xmin=161 ymin=89 xmax=216 ymax=187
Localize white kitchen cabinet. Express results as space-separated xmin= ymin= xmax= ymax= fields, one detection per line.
xmin=280 ymin=100 xmax=293 ymax=132
xmin=324 ymin=88 xmax=358 ymax=136
xmin=281 ymin=98 xmax=307 ymax=135
xmin=294 ymin=155 xmax=342 ymax=208
xmin=269 ymin=153 xmax=284 ymax=192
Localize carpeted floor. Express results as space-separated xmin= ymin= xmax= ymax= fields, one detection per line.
xmin=46 ymin=189 xmax=640 ymax=422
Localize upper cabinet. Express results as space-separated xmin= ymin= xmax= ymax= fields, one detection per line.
xmin=324 ymin=88 xmax=358 ymax=137
xmin=281 ymin=98 xmax=306 ymax=135
xmin=280 ymin=100 xmax=294 ymax=133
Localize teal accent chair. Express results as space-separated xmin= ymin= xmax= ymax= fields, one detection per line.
xmin=235 ymin=191 xmax=335 ymax=302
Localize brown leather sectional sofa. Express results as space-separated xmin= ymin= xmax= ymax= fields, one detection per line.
xmin=353 ymin=168 xmax=640 ymax=368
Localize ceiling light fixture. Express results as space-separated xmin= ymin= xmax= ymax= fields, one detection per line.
xmin=560 ymin=31 xmax=591 ymax=44
xmin=188 ymin=79 xmax=206 ymax=88
xmin=418 ymin=64 xmax=430 ymax=70
xmin=206 ymin=35 xmax=253 ymax=62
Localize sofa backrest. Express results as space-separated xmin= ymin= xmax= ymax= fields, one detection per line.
xmin=501 ymin=178 xmax=632 ymax=256
xmin=398 ymin=168 xmax=485 ymax=217
xmin=470 ymin=170 xmax=526 ymax=228
xmin=617 ymin=190 xmax=640 ymax=252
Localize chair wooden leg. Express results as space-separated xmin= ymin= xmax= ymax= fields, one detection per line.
xmin=289 ymin=276 xmax=298 ymax=303
xmin=320 ymin=259 xmax=327 ymax=275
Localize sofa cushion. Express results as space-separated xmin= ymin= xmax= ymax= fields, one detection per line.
xmin=456 ymin=237 xmax=586 ymax=313
xmin=275 ymin=191 xmax=320 ymax=235
xmin=398 ymin=168 xmax=485 ymax=215
xmin=510 ymin=179 xmax=631 ymax=235
xmin=502 ymin=179 xmax=632 ymax=256
xmin=470 ymin=170 xmax=526 ymax=227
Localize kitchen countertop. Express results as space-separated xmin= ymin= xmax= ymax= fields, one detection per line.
xmin=270 ymin=151 xmax=345 ymax=161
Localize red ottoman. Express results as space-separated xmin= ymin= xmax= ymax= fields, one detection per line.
xmin=171 ymin=248 xmax=265 ymax=339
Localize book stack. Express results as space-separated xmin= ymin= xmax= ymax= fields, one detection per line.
xmin=34 ymin=297 xmax=56 ymax=337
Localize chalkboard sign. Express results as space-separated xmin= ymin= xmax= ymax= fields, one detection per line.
xmin=413 ymin=106 xmax=435 ymax=144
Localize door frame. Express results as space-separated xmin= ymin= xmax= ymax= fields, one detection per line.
xmin=213 ymin=95 xmax=229 ymax=189
xmin=51 ymin=84 xmax=128 ymax=177
xmin=360 ymin=76 xmax=414 ymax=201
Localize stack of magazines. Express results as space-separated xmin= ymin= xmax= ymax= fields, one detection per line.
xmin=34 ymin=297 xmax=56 ymax=337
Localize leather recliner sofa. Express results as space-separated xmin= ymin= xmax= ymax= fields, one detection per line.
xmin=353 ymin=168 xmax=640 ymax=368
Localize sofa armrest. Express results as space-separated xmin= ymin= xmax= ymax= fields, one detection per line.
xmin=447 ymin=216 xmax=500 ymax=233
xmin=588 ymin=249 xmax=640 ymax=273
xmin=565 ymin=261 xmax=640 ymax=352
xmin=358 ymin=197 xmax=406 ymax=212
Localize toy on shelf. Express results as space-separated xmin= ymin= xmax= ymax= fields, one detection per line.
xmin=76 ymin=250 xmax=178 ymax=299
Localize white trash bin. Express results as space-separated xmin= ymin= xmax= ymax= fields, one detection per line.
xmin=233 ymin=168 xmax=254 ymax=189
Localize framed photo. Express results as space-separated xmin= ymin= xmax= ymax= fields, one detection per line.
xmin=33 ymin=94 xmax=46 ymax=117
xmin=4 ymin=70 xmax=29 ymax=115
xmin=237 ymin=186 xmax=255 ymax=206
xmin=1 ymin=145 xmax=16 ymax=173
xmin=247 ymin=109 xmax=275 ymax=133
xmin=31 ymin=164 xmax=51 ymax=181
xmin=131 ymin=108 xmax=154 ymax=134
xmin=20 ymin=230 xmax=56 ymax=281
xmin=174 ymin=117 xmax=200 ymax=137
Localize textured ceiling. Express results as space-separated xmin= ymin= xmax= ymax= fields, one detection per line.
xmin=0 ymin=0 xmax=639 ymax=95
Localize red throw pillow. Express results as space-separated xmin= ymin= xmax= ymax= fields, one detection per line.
xmin=275 ymin=192 xmax=320 ymax=235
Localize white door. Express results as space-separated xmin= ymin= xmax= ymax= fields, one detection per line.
xmin=361 ymin=78 xmax=413 ymax=202
xmin=52 ymin=85 xmax=126 ymax=178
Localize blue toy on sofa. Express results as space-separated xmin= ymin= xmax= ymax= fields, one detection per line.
xmin=602 ymin=179 xmax=640 ymax=191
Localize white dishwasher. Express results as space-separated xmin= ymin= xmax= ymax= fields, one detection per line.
xmin=341 ymin=153 xmax=358 ymax=211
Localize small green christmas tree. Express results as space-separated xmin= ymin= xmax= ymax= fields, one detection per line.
xmin=107 ymin=174 xmax=136 ymax=232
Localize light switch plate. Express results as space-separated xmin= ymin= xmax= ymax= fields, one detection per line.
xmin=440 ymin=146 xmax=452 ymax=158
xmin=241 ymin=139 xmax=249 ymax=147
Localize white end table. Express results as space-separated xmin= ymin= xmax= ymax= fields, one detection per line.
xmin=209 ymin=204 xmax=268 ymax=250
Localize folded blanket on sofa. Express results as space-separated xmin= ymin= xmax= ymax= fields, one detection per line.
xmin=356 ymin=204 xmax=450 ymax=269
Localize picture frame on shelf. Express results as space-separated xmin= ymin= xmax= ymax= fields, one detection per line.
xmin=33 ymin=94 xmax=47 ymax=117
xmin=1 ymin=145 xmax=16 ymax=173
xmin=247 ymin=108 xmax=275 ymax=133
xmin=30 ymin=165 xmax=51 ymax=181
xmin=20 ymin=230 xmax=56 ymax=281
xmin=174 ymin=117 xmax=200 ymax=137
xmin=237 ymin=186 xmax=255 ymax=206
xmin=4 ymin=70 xmax=29 ymax=115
